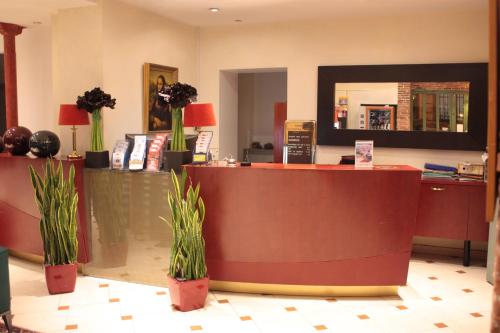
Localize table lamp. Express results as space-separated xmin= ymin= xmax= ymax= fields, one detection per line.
xmin=58 ymin=104 xmax=89 ymax=160
xmin=183 ymin=103 xmax=216 ymax=133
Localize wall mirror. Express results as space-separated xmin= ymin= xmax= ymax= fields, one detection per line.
xmin=317 ymin=63 xmax=487 ymax=150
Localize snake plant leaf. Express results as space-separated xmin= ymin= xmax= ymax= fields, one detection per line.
xmin=28 ymin=159 xmax=78 ymax=266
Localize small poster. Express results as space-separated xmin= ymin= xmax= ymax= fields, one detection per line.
xmin=284 ymin=121 xmax=316 ymax=164
xmin=355 ymin=140 xmax=374 ymax=168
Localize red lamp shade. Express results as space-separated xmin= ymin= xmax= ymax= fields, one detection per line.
xmin=183 ymin=103 xmax=216 ymax=127
xmin=58 ymin=104 xmax=90 ymax=126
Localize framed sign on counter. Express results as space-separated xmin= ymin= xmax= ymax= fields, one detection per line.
xmin=283 ymin=120 xmax=316 ymax=164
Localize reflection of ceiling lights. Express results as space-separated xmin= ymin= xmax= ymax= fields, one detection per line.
xmin=209 ymin=8 xmax=219 ymax=13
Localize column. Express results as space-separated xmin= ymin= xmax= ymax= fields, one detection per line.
xmin=0 ymin=22 xmax=23 ymax=129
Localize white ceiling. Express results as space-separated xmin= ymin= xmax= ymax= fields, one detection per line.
xmin=0 ymin=0 xmax=95 ymax=27
xmin=117 ymin=0 xmax=487 ymax=27
xmin=0 ymin=0 xmax=488 ymax=28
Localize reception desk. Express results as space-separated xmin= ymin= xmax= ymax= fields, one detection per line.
xmin=186 ymin=163 xmax=421 ymax=296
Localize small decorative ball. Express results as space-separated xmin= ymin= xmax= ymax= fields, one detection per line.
xmin=29 ymin=130 xmax=61 ymax=158
xmin=3 ymin=126 xmax=33 ymax=155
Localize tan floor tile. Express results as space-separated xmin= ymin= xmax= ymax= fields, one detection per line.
xmin=190 ymin=325 xmax=203 ymax=331
xmin=65 ymin=324 xmax=78 ymax=330
xmin=240 ymin=316 xmax=252 ymax=321
xmin=58 ymin=305 xmax=70 ymax=311
xmin=470 ymin=312 xmax=483 ymax=317
xmin=434 ymin=322 xmax=448 ymax=328
xmin=285 ymin=306 xmax=297 ymax=312
xmin=314 ymin=325 xmax=327 ymax=331
xmin=357 ymin=314 xmax=370 ymax=320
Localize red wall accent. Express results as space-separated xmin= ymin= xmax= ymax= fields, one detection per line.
xmin=186 ymin=164 xmax=421 ymax=286
xmin=0 ymin=23 xmax=23 ymax=129
xmin=273 ymin=102 xmax=287 ymax=163
xmin=0 ymin=154 xmax=89 ymax=263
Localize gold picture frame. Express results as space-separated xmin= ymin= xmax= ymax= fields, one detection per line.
xmin=143 ymin=63 xmax=178 ymax=133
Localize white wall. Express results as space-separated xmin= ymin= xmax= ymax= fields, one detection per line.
xmin=199 ymin=8 xmax=488 ymax=168
xmin=101 ymin=0 xmax=199 ymax=152
xmin=51 ymin=5 xmax=102 ymax=155
xmin=17 ymin=24 xmax=54 ymax=133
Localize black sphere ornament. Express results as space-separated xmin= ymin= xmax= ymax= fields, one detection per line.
xmin=3 ymin=126 xmax=33 ymax=155
xmin=29 ymin=130 xmax=61 ymax=158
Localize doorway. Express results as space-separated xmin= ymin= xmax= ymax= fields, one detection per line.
xmin=219 ymin=69 xmax=287 ymax=162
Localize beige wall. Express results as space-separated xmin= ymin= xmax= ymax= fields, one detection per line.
xmin=11 ymin=0 xmax=199 ymax=155
xmin=199 ymin=8 xmax=488 ymax=167
xmin=101 ymin=0 xmax=199 ymax=152
xmin=51 ymin=5 xmax=102 ymax=155
xmin=17 ymin=25 xmax=54 ymax=133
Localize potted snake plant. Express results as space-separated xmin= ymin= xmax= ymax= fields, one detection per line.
xmin=28 ymin=159 xmax=78 ymax=294
xmin=160 ymin=168 xmax=208 ymax=311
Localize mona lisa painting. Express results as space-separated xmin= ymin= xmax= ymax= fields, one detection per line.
xmin=143 ymin=63 xmax=178 ymax=133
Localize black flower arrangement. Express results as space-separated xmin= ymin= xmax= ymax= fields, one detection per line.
xmin=76 ymin=87 xmax=116 ymax=152
xmin=158 ymin=82 xmax=197 ymax=108
xmin=77 ymin=87 xmax=116 ymax=113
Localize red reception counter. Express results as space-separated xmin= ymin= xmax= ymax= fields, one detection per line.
xmin=186 ymin=163 xmax=421 ymax=296
xmin=0 ymin=153 xmax=89 ymax=263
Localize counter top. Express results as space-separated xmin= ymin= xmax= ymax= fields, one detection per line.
xmin=188 ymin=163 xmax=420 ymax=172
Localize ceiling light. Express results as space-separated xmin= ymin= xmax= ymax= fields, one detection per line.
xmin=209 ymin=8 xmax=219 ymax=13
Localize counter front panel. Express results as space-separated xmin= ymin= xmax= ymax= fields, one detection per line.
xmin=187 ymin=164 xmax=421 ymax=290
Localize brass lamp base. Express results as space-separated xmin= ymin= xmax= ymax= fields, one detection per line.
xmin=67 ymin=151 xmax=83 ymax=160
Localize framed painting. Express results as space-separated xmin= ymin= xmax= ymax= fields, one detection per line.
xmin=143 ymin=63 xmax=178 ymax=133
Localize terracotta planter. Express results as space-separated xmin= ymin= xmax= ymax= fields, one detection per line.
xmin=166 ymin=275 xmax=209 ymax=312
xmin=44 ymin=264 xmax=77 ymax=295
xmin=100 ymin=241 xmax=128 ymax=268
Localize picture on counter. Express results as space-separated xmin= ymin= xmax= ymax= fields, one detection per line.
xmin=143 ymin=63 xmax=178 ymax=133
xmin=355 ymin=140 xmax=374 ymax=167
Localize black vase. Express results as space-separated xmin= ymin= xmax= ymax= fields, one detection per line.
xmin=163 ymin=151 xmax=193 ymax=173
xmin=29 ymin=130 xmax=61 ymax=158
xmin=85 ymin=151 xmax=110 ymax=168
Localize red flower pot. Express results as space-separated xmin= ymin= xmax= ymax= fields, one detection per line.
xmin=166 ymin=275 xmax=209 ymax=312
xmin=44 ymin=264 xmax=77 ymax=295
